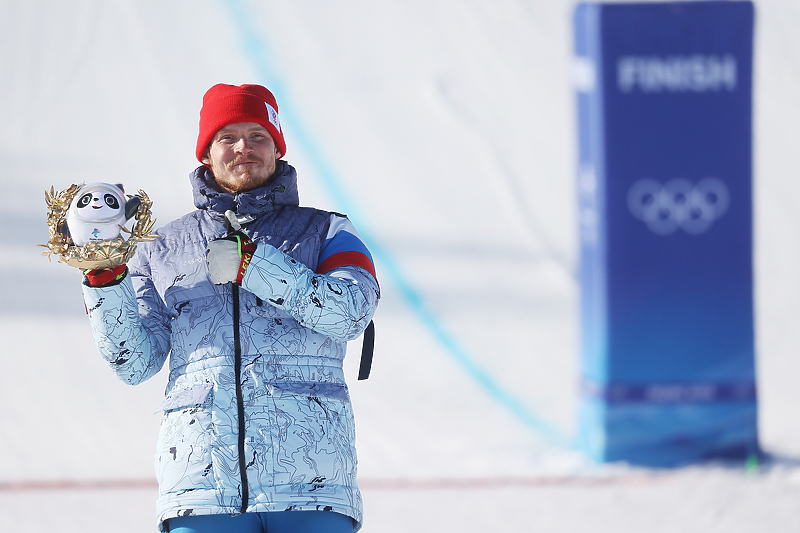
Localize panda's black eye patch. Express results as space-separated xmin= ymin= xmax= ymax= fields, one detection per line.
xmin=77 ymin=193 xmax=93 ymax=208
xmin=104 ymin=194 xmax=120 ymax=209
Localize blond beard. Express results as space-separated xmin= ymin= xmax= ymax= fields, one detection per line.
xmin=211 ymin=156 xmax=276 ymax=193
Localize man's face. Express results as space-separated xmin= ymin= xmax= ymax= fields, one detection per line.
xmin=202 ymin=122 xmax=282 ymax=193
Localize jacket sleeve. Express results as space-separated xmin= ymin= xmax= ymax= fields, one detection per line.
xmin=82 ymin=261 xmax=171 ymax=386
xmin=241 ymin=243 xmax=379 ymax=342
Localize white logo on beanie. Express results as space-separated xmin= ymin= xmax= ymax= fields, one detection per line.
xmin=265 ymin=102 xmax=281 ymax=132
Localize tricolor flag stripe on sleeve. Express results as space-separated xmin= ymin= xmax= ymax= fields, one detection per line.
xmin=316 ymin=215 xmax=377 ymax=280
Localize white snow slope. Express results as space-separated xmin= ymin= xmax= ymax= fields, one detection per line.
xmin=1 ymin=1 xmax=800 ymax=531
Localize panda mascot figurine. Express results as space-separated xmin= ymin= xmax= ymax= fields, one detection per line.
xmin=65 ymin=183 xmax=141 ymax=246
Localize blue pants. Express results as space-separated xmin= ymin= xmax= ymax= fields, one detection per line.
xmin=164 ymin=511 xmax=355 ymax=533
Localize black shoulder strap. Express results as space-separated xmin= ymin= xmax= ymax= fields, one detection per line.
xmin=358 ymin=320 xmax=375 ymax=380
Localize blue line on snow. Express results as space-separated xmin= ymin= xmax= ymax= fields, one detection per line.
xmin=222 ymin=0 xmax=569 ymax=448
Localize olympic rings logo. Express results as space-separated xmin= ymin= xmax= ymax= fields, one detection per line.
xmin=627 ymin=177 xmax=729 ymax=235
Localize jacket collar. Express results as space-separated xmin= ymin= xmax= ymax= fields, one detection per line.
xmin=190 ymin=160 xmax=300 ymax=220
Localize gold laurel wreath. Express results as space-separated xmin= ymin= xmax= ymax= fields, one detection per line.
xmin=39 ymin=183 xmax=159 ymax=270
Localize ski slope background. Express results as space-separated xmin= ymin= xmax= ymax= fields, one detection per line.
xmin=1 ymin=0 xmax=800 ymax=531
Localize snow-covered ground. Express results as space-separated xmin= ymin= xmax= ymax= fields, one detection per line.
xmin=1 ymin=0 xmax=800 ymax=531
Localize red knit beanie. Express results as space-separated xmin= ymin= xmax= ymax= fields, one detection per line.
xmin=196 ymin=83 xmax=287 ymax=163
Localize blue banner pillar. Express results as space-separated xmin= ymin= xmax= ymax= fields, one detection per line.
xmin=574 ymin=1 xmax=757 ymax=466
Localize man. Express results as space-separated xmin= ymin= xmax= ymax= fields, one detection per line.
xmin=82 ymin=83 xmax=379 ymax=533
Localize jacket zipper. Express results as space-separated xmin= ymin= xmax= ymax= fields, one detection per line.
xmin=232 ymin=284 xmax=249 ymax=513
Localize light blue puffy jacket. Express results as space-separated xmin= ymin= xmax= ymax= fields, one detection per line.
xmin=82 ymin=162 xmax=379 ymax=531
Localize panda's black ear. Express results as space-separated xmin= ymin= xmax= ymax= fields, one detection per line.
xmin=125 ymin=196 xmax=141 ymax=220
xmin=115 ymin=183 xmax=125 ymax=194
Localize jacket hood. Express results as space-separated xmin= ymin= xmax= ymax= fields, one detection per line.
xmin=190 ymin=160 xmax=300 ymax=219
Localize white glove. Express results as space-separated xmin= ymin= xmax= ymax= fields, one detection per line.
xmin=206 ymin=211 xmax=258 ymax=285
xmin=206 ymin=238 xmax=242 ymax=284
